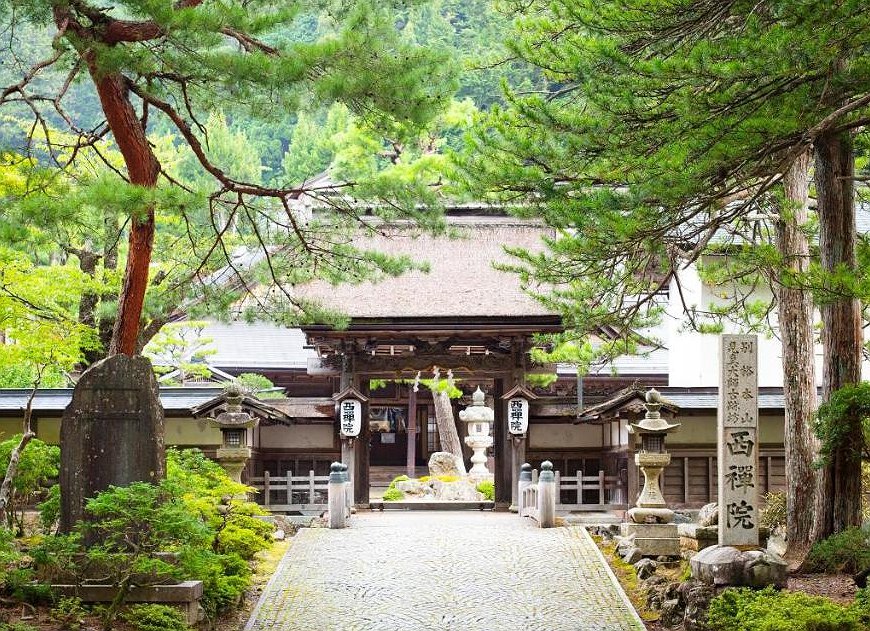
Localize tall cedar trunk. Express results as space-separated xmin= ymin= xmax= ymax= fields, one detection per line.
xmin=432 ymin=391 xmax=466 ymax=472
xmin=812 ymin=130 xmax=863 ymax=539
xmin=774 ymin=151 xmax=819 ymax=558
xmin=86 ymin=68 xmax=160 ymax=356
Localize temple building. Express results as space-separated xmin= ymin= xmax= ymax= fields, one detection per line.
xmin=0 ymin=209 xmax=798 ymax=511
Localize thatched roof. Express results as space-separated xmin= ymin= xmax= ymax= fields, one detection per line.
xmin=296 ymin=217 xmax=556 ymax=319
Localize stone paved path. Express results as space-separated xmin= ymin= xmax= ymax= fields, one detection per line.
xmin=244 ymin=511 xmax=645 ymax=631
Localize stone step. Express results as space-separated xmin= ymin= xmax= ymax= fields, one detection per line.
xmin=368 ymin=500 xmax=495 ymax=511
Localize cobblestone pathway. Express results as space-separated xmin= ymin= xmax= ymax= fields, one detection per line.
xmin=244 ymin=511 xmax=645 ymax=631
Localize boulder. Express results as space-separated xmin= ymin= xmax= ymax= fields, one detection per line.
xmin=395 ymin=480 xmax=434 ymax=497
xmin=697 ymin=503 xmax=718 ymax=527
xmin=427 ymin=452 xmax=464 ymax=477
xmin=690 ymin=544 xmax=787 ymax=588
xmin=432 ymin=479 xmax=483 ymax=501
xmin=680 ymin=580 xmax=716 ymax=631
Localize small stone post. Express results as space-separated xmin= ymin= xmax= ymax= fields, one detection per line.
xmin=537 ymin=461 xmax=556 ymax=528
xmin=517 ymin=463 xmax=532 ymax=517
xmin=328 ymin=462 xmax=347 ymax=529
xmin=341 ymin=463 xmax=352 ymax=515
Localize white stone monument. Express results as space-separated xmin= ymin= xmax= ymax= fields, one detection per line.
xmin=690 ymin=334 xmax=786 ymax=587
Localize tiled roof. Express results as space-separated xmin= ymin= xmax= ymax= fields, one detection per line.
xmin=0 ymin=387 xmax=225 ymax=414
xmin=201 ymin=322 xmax=315 ymax=369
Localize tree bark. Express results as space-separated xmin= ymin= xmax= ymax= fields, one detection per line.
xmin=85 ymin=68 xmax=160 ymax=356
xmin=0 ymin=385 xmax=38 ymax=529
xmin=774 ymin=151 xmax=818 ymax=559
xmin=432 ymin=390 xmax=466 ymax=471
xmin=812 ymin=130 xmax=863 ymax=539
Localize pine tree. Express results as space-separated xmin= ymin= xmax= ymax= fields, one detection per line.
xmin=0 ymin=0 xmax=456 ymax=355
xmin=460 ymin=0 xmax=870 ymax=540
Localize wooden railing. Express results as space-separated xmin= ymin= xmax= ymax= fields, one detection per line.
xmin=249 ymin=470 xmax=329 ymax=513
xmin=522 ymin=466 xmax=626 ymax=511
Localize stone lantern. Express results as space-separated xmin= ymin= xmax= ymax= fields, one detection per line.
xmin=459 ymin=386 xmax=494 ymax=482
xmin=209 ymin=383 xmax=258 ymax=484
xmin=620 ymin=388 xmax=681 ymax=558
xmin=627 ymin=388 xmax=681 ymax=524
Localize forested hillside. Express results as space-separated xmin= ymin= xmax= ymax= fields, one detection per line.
xmin=0 ymin=1 xmax=542 ymax=183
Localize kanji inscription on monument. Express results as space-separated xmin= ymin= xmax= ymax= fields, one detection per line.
xmin=718 ymin=334 xmax=759 ymax=547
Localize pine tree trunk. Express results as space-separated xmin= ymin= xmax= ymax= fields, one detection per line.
xmin=432 ymin=391 xmax=466 ymax=472
xmin=812 ymin=130 xmax=863 ymax=539
xmin=85 ymin=69 xmax=160 ymax=357
xmin=774 ymin=151 xmax=818 ymax=558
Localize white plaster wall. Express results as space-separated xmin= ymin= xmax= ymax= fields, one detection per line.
xmin=666 ymin=266 xmax=830 ymax=388
xmin=166 ymin=417 xmax=222 ymax=446
xmin=530 ymin=423 xmax=600 ymax=449
xmin=258 ymin=424 xmax=334 ymax=449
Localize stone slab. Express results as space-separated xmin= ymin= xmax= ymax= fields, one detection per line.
xmin=633 ymin=537 xmax=681 ymax=557
xmin=53 ymin=580 xmax=203 ymax=624
xmin=60 ymin=355 xmax=164 ymax=533
xmin=621 ymin=523 xmax=678 ymax=539
xmin=369 ymin=500 xmax=494 ymax=511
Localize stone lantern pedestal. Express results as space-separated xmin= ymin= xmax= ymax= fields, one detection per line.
xmin=459 ymin=387 xmax=494 ymax=484
xmin=620 ymin=389 xmax=681 ymax=558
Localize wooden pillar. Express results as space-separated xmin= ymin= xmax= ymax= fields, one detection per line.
xmin=406 ymin=385 xmax=418 ymax=477
xmin=494 ymin=377 xmax=511 ymax=507
xmin=352 ymin=371 xmax=370 ymax=505
xmin=510 ymin=434 xmax=526 ymax=511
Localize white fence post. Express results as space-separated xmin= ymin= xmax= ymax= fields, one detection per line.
xmin=328 ymin=462 xmax=347 ymax=529
xmin=537 ymin=460 xmax=556 ymax=528
xmin=517 ymin=463 xmax=532 ymax=517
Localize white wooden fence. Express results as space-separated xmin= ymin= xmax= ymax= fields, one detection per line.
xmin=522 ymin=467 xmax=626 ymax=511
xmin=249 ymin=470 xmax=329 ymax=513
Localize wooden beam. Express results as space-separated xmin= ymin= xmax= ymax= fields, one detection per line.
xmin=406 ymin=386 xmax=418 ymax=477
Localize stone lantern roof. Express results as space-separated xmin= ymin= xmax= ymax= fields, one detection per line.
xmin=628 ymin=388 xmax=681 ymax=435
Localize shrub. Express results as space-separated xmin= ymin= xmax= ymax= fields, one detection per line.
xmin=0 ymin=624 xmax=39 ymax=631
xmin=122 ymin=604 xmax=189 ymax=631
xmin=806 ymin=526 xmax=870 ymax=575
xmin=759 ymin=491 xmax=786 ymax=531
xmin=418 ymin=476 xmax=431 ymax=483
xmin=38 ymin=483 xmax=60 ymax=534
xmin=388 ymin=475 xmax=409 ymax=489
xmin=50 ymin=596 xmax=88 ymax=631
xmin=0 ymin=436 xmax=60 ymax=533
xmin=476 ymin=480 xmax=495 ymax=501
xmin=707 ymin=586 xmax=867 ymax=631
xmin=382 ymin=488 xmax=404 ymax=501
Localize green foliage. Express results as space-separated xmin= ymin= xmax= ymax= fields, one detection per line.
xmin=382 ymin=488 xmax=405 ymax=501
xmin=0 ymin=436 xmax=60 ymax=532
xmin=122 ymin=604 xmax=189 ymax=631
xmin=388 ymin=475 xmax=409 ymax=489
xmin=815 ymin=382 xmax=870 ymax=465
xmin=0 ymin=623 xmax=39 ymax=631
xmin=37 ymin=484 xmax=60 ymax=534
xmin=476 ymin=480 xmax=494 ymax=501
xmin=706 ymin=586 xmax=869 ymax=631
xmin=806 ymin=526 xmax=870 ymax=576
xmin=49 ymin=596 xmax=88 ymax=631
xmin=143 ymin=321 xmax=216 ymax=385
xmin=759 ymin=492 xmax=787 ymax=532
xmin=236 ymin=373 xmax=284 ymax=399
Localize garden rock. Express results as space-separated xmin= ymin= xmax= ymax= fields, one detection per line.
xmin=634 ymin=558 xmax=657 ymax=580
xmin=272 ymin=529 xmax=285 ymax=541
xmin=621 ymin=546 xmax=643 ymax=565
xmin=642 ymin=575 xmax=670 ymax=610
xmin=427 ymin=452 xmax=464 ymax=477
xmin=432 ymin=478 xmax=483 ymax=501
xmin=660 ymin=598 xmax=684 ymax=629
xmin=681 ymin=580 xmax=716 ymax=631
xmin=690 ymin=544 xmax=786 ymax=588
xmin=395 ymin=480 xmax=434 ymax=497
xmin=697 ymin=503 xmax=718 ymax=527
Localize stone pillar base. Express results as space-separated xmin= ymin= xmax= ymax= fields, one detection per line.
xmin=689 ymin=544 xmax=786 ymax=588
xmin=620 ymin=522 xmax=680 ymax=557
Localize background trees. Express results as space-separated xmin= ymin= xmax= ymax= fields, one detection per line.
xmin=459 ymin=0 xmax=870 ymax=543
